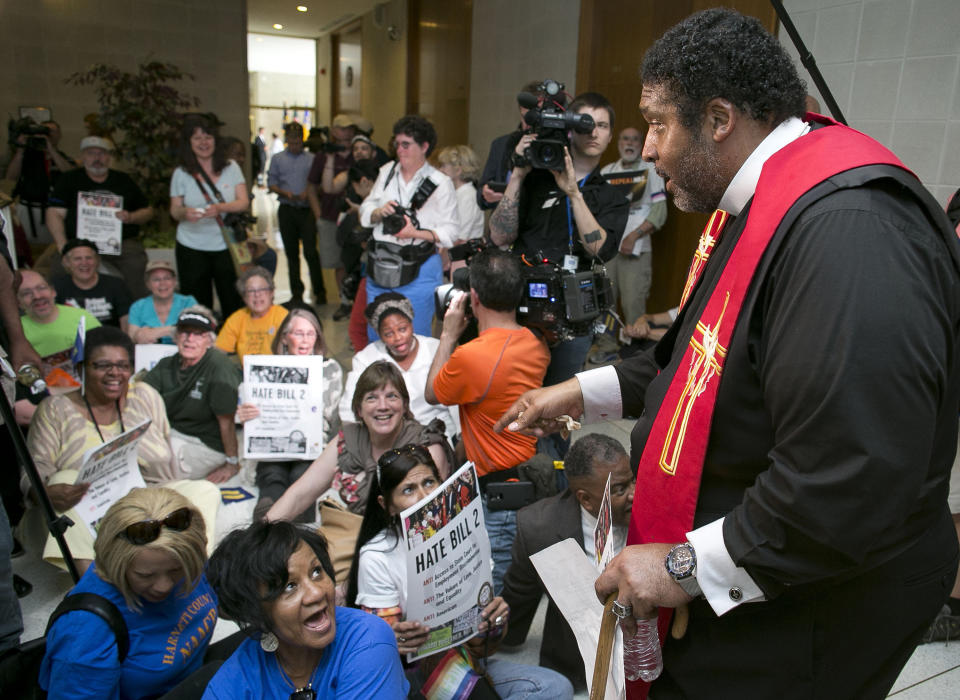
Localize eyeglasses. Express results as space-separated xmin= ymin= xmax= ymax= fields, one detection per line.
xmin=17 ymin=284 xmax=52 ymax=301
xmin=394 ymin=140 xmax=418 ymax=150
xmin=90 ymin=361 xmax=132 ymax=372
xmin=120 ymin=507 xmax=192 ymax=545
xmin=287 ymin=330 xmax=317 ymax=339
xmin=289 ymin=688 xmax=316 ymax=700
xmin=245 ymin=287 xmax=273 ymax=296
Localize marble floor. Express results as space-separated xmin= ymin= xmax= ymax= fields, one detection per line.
xmin=11 ymin=187 xmax=959 ymax=697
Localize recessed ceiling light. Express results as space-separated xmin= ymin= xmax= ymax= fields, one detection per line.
xmin=273 ymin=23 xmax=283 ymax=29
xmin=297 ymin=5 xmax=308 ymax=11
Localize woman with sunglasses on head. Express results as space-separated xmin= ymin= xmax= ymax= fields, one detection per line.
xmin=266 ymin=361 xmax=451 ymax=526
xmin=234 ymin=308 xmax=344 ymax=521
xmin=27 ymin=326 xmax=220 ymax=574
xmin=39 ymin=487 xmax=219 ymax=700
xmin=346 ymin=446 xmax=574 ymax=700
xmin=202 ymin=521 xmax=407 ymax=699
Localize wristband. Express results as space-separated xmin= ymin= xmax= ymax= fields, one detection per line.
xmin=225 ymin=456 xmax=239 ymax=465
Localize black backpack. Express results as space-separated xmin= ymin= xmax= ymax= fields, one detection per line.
xmin=0 ymin=592 xmax=129 ymax=699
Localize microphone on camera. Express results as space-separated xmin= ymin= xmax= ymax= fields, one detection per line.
xmin=516 ymin=92 xmax=540 ymax=110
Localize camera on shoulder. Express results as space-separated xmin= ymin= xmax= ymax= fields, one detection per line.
xmin=517 ymin=80 xmax=595 ymax=170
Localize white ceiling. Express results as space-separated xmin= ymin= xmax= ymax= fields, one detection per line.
xmin=247 ymin=0 xmax=380 ymax=38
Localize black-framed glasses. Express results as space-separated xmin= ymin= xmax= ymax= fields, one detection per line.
xmin=120 ymin=507 xmax=192 ymax=545
xmin=90 ymin=360 xmax=133 ymax=372
xmin=289 ymin=688 xmax=316 ymax=700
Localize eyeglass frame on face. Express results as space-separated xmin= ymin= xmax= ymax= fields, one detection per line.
xmin=394 ymin=138 xmax=421 ymax=151
xmin=119 ymin=507 xmax=193 ymax=545
xmin=89 ymin=360 xmax=133 ymax=373
xmin=244 ymin=286 xmax=273 ymax=296
xmin=17 ymin=282 xmax=53 ymax=302
xmin=287 ymin=329 xmax=317 ymax=340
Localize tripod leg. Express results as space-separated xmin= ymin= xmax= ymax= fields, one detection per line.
xmin=0 ymin=387 xmax=79 ymax=583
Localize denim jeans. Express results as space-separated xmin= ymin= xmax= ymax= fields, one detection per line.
xmin=366 ymin=253 xmax=443 ymax=340
xmin=481 ymin=494 xmax=518 ymax=596
xmin=540 ymin=333 xmax=593 ymax=459
xmin=485 ymin=657 xmax=574 ymax=700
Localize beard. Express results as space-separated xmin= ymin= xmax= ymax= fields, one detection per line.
xmin=662 ymin=130 xmax=727 ymax=213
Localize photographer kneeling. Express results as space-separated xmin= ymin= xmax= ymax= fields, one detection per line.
xmin=425 ymin=248 xmax=550 ymax=594
xmin=359 ymin=116 xmax=458 ymax=339
xmin=489 ymin=92 xmax=627 ymax=442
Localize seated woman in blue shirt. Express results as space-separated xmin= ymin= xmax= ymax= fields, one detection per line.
xmin=203 ymin=521 xmax=407 ymax=699
xmin=127 ymin=260 xmax=198 ymax=345
xmin=40 ymin=487 xmax=217 ymax=699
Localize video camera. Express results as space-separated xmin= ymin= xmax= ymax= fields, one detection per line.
xmin=434 ymin=239 xmax=612 ymax=342
xmin=382 ymin=177 xmax=437 ymax=236
xmin=8 ymin=117 xmax=50 ymax=151
xmin=517 ymin=257 xmax=612 ymax=341
xmin=517 ymin=80 xmax=595 ymax=170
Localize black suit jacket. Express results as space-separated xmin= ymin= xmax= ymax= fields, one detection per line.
xmin=501 ymin=489 xmax=587 ymax=688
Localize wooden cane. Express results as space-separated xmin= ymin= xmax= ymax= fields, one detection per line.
xmin=590 ymin=592 xmax=619 ymax=700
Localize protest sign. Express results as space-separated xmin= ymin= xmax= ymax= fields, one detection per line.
xmin=402 ymin=462 xmax=491 ymax=661
xmin=77 ymin=191 xmax=123 ymax=255
xmin=74 ymin=420 xmax=150 ymax=538
xmin=242 ymin=354 xmax=326 ymax=460
xmin=135 ymin=343 xmax=178 ymax=374
xmin=594 ymin=472 xmax=614 ymax=570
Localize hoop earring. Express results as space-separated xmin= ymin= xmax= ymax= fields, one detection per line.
xmin=260 ymin=631 xmax=279 ymax=652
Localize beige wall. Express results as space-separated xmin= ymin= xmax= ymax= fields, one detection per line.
xmin=316 ymin=35 xmax=333 ymax=128
xmin=359 ymin=0 xmax=408 ymax=145
xmin=0 ymin=0 xmax=249 ymax=161
xmin=468 ymin=0 xmax=581 ymax=166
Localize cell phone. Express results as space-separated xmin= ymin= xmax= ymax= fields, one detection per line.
xmin=485 ymin=481 xmax=536 ymax=511
xmin=487 ymin=181 xmax=508 ymax=193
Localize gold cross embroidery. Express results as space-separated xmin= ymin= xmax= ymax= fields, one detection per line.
xmin=660 ymin=292 xmax=731 ymax=475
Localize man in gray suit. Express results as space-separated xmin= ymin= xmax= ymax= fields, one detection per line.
xmin=500 ymin=433 xmax=635 ymax=688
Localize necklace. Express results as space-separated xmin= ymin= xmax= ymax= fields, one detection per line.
xmin=275 ymin=650 xmax=321 ymax=698
xmin=82 ymin=394 xmax=125 ymax=443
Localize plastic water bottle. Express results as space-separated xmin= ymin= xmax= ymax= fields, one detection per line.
xmin=622 ymin=617 xmax=663 ymax=682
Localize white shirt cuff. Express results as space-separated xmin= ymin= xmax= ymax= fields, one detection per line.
xmin=686 ymin=517 xmax=766 ymax=616
xmin=576 ymin=366 xmax=622 ymax=424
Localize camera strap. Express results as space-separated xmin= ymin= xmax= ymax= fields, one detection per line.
xmin=192 ymin=170 xmax=228 ymax=228
xmin=565 ymin=174 xmax=589 ymax=255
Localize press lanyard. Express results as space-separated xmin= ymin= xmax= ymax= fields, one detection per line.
xmin=83 ymin=395 xmax=125 ymax=443
xmin=565 ymin=175 xmax=589 ymax=254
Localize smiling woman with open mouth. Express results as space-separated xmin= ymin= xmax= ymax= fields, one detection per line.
xmin=203 ymin=521 xmax=408 ymax=698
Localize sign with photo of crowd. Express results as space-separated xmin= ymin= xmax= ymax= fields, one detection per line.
xmin=242 ymin=354 xmax=326 ymax=460
xmin=401 ymin=462 xmax=491 ymax=661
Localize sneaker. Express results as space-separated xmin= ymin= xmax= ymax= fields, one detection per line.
xmin=921 ymin=605 xmax=960 ymax=643
xmin=332 ymin=303 xmax=353 ymax=321
xmin=13 ymin=574 xmax=32 ymax=598
xmin=589 ymin=350 xmax=619 ymax=365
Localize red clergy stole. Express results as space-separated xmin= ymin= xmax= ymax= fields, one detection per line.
xmin=624 ymin=116 xmax=911 ymax=699
xmin=678 ymin=209 xmax=731 ymax=310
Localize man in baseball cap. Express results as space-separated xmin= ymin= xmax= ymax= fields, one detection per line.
xmin=46 ymin=134 xmax=154 ymax=297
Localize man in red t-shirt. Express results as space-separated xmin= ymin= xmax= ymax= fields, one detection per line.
xmin=426 ymin=247 xmax=550 ymax=591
